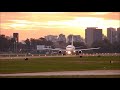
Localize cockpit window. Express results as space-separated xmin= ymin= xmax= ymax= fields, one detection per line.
xmin=67 ymin=47 xmax=71 ymax=48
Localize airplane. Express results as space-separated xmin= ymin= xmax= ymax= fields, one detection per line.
xmin=44 ymin=36 xmax=100 ymax=55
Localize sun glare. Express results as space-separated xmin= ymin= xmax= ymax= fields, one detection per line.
xmin=10 ymin=23 xmax=27 ymax=28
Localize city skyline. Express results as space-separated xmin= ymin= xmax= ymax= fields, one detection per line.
xmin=0 ymin=12 xmax=120 ymax=41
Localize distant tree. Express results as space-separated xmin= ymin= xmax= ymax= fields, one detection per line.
xmin=91 ymin=39 xmax=112 ymax=53
xmin=30 ymin=38 xmax=37 ymax=49
xmin=46 ymin=41 xmax=53 ymax=46
xmin=24 ymin=38 xmax=30 ymax=52
xmin=73 ymin=42 xmax=87 ymax=48
xmin=111 ymin=41 xmax=120 ymax=53
xmin=57 ymin=41 xmax=66 ymax=48
xmin=0 ymin=35 xmax=10 ymax=52
xmin=39 ymin=37 xmax=47 ymax=42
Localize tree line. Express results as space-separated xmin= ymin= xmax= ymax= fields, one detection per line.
xmin=0 ymin=34 xmax=120 ymax=53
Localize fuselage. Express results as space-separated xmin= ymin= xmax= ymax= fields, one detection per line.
xmin=66 ymin=45 xmax=76 ymax=54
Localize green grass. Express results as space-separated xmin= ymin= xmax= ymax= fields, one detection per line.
xmin=0 ymin=56 xmax=120 ymax=74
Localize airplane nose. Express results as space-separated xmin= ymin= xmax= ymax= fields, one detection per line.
xmin=67 ymin=51 xmax=71 ymax=54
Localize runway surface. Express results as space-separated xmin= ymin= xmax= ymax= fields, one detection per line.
xmin=0 ymin=53 xmax=120 ymax=59
xmin=0 ymin=70 xmax=120 ymax=76
xmin=0 ymin=55 xmax=77 ymax=59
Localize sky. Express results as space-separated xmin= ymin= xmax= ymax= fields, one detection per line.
xmin=0 ymin=12 xmax=120 ymax=41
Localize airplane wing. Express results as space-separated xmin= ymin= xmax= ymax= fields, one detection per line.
xmin=41 ymin=47 xmax=66 ymax=52
xmin=76 ymin=47 xmax=100 ymax=51
xmin=75 ymin=46 xmax=84 ymax=49
xmin=50 ymin=48 xmax=66 ymax=51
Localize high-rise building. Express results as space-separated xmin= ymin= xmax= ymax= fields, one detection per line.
xmin=93 ymin=29 xmax=102 ymax=41
xmin=107 ymin=27 xmax=116 ymax=43
xmin=13 ymin=33 xmax=19 ymax=42
xmin=85 ymin=27 xmax=102 ymax=47
xmin=117 ymin=27 xmax=120 ymax=42
xmin=13 ymin=33 xmax=19 ymax=53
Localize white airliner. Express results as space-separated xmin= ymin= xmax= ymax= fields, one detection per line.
xmin=45 ymin=36 xmax=100 ymax=55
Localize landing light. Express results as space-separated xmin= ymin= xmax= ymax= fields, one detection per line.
xmin=67 ymin=51 xmax=71 ymax=54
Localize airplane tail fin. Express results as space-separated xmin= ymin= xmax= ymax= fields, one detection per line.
xmin=72 ymin=35 xmax=73 ymax=46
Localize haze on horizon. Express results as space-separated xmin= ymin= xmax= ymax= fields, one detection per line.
xmin=0 ymin=12 xmax=120 ymax=41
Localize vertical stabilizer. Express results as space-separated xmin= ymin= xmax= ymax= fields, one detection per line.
xmin=72 ymin=35 xmax=73 ymax=46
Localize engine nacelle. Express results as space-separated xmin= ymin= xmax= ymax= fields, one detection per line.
xmin=75 ymin=50 xmax=82 ymax=55
xmin=79 ymin=50 xmax=82 ymax=54
xmin=58 ymin=51 xmax=62 ymax=54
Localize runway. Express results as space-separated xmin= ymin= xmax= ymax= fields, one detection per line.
xmin=0 ymin=70 xmax=120 ymax=76
xmin=0 ymin=53 xmax=120 ymax=59
xmin=0 ymin=56 xmax=75 ymax=60
xmin=0 ymin=55 xmax=77 ymax=59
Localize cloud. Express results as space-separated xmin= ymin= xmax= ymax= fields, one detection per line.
xmin=0 ymin=12 xmax=119 ymax=30
xmin=89 ymin=12 xmax=110 ymax=15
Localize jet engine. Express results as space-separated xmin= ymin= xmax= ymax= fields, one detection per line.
xmin=78 ymin=50 xmax=82 ymax=54
xmin=58 ymin=50 xmax=62 ymax=54
xmin=75 ymin=50 xmax=82 ymax=55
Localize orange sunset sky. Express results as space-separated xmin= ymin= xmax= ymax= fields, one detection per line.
xmin=0 ymin=12 xmax=120 ymax=41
